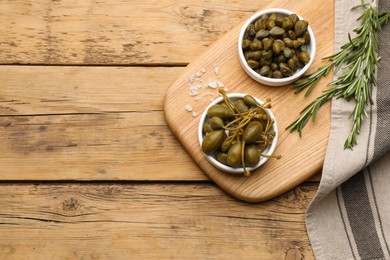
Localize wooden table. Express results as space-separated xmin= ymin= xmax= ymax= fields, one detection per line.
xmin=0 ymin=0 xmax=322 ymax=259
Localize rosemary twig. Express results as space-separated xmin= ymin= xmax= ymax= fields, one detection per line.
xmin=287 ymin=2 xmax=390 ymax=149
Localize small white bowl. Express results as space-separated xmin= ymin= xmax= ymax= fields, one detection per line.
xmin=198 ymin=93 xmax=278 ymax=174
xmin=238 ymin=8 xmax=316 ymax=86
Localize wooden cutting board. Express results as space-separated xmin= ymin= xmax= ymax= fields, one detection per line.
xmin=164 ymin=0 xmax=333 ymax=202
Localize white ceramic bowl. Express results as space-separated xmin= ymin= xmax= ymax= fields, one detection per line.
xmin=238 ymin=8 xmax=316 ymax=86
xmin=198 ymin=93 xmax=278 ymax=174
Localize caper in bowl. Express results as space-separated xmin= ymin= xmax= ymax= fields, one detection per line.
xmin=198 ymin=90 xmax=279 ymax=176
xmin=238 ymin=8 xmax=316 ymax=86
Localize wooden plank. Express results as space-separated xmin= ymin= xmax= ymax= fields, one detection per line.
xmin=0 ymin=66 xmax=209 ymax=180
xmin=0 ymin=66 xmax=181 ymax=115
xmin=0 ymin=112 xmax=207 ymax=181
xmin=164 ymin=0 xmax=333 ymax=201
xmin=0 ymin=183 xmax=316 ymax=259
xmin=0 ymin=0 xmax=272 ymax=65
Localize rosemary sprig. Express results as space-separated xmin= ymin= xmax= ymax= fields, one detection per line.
xmin=287 ymin=3 xmax=390 ymax=149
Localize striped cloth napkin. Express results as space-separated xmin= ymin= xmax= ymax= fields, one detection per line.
xmin=305 ymin=0 xmax=390 ymax=259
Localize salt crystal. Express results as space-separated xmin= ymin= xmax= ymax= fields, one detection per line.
xmin=192 ymin=112 xmax=198 ymax=117
xmin=214 ymin=66 xmax=220 ymax=76
xmin=207 ymin=81 xmax=217 ymax=89
xmin=216 ymin=81 xmax=224 ymax=87
xmin=223 ymin=87 xmax=229 ymax=92
xmin=195 ymin=71 xmax=202 ymax=77
xmin=201 ymin=68 xmax=206 ymax=73
xmin=185 ymin=105 xmax=193 ymax=112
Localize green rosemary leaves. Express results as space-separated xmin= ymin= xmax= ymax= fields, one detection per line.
xmin=286 ymin=3 xmax=390 ymax=149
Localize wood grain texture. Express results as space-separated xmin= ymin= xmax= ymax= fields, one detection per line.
xmin=0 ymin=0 xmax=272 ymax=65
xmin=0 ymin=66 xmax=208 ymax=180
xmin=164 ymin=0 xmax=333 ymax=202
xmin=0 ymin=66 xmax=180 ymax=115
xmin=0 ymin=183 xmax=316 ymax=259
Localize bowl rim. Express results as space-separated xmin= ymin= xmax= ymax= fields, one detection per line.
xmin=198 ymin=93 xmax=278 ymax=174
xmin=237 ymin=8 xmax=316 ymax=86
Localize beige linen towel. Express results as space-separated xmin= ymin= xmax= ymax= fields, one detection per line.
xmin=306 ymin=0 xmax=390 ymax=259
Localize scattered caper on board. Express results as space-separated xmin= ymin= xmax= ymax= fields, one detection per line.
xmin=201 ymin=89 xmax=281 ymax=177
xmin=242 ymin=12 xmax=311 ymax=79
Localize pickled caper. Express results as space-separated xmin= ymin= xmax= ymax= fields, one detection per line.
xmin=227 ymin=141 xmax=242 ymax=166
xmin=275 ymin=17 xmax=283 ymax=27
xmin=203 ymin=122 xmax=213 ymax=133
xmin=273 ymin=70 xmax=283 ymax=78
xmin=202 ymin=130 xmax=227 ymax=154
xmin=216 ymin=152 xmax=229 ymax=165
xmin=234 ymin=99 xmax=249 ymax=113
xmin=298 ymin=51 xmax=310 ymax=64
xmin=283 ymin=47 xmax=294 ymax=58
xmin=270 ymin=63 xmax=279 ymax=71
xmin=266 ymin=19 xmax=276 ymax=30
xmin=282 ymin=17 xmax=294 ymax=31
xmin=262 ymin=50 xmax=273 ymax=60
xmin=269 ymin=26 xmax=285 ymax=38
xmin=294 ymin=20 xmax=308 ymax=37
xmin=259 ymin=57 xmax=271 ymax=66
xmin=243 ymin=121 xmax=263 ymax=144
xmin=283 ymin=38 xmax=294 ymax=48
xmin=259 ymin=65 xmax=271 ymax=76
xmin=262 ymin=38 xmax=273 ymax=51
xmin=246 ymin=24 xmax=256 ymax=36
xmin=209 ymin=117 xmax=224 ymax=130
xmin=242 ymin=39 xmax=252 ymax=50
xmin=244 ymin=145 xmax=261 ymax=167
xmin=289 ymin=13 xmax=299 ymax=24
xmin=250 ymin=41 xmax=262 ymax=51
xmin=280 ymin=63 xmax=293 ymax=76
xmin=287 ymin=58 xmax=297 ymax=70
xmin=207 ymin=105 xmax=235 ymax=120
xmin=255 ymin=29 xmax=269 ymax=39
xmin=247 ymin=59 xmax=260 ymax=69
xmin=304 ymin=31 xmax=310 ymax=44
xmin=288 ymin=30 xmax=297 ymax=40
xmin=245 ymin=50 xmax=262 ymax=60
xmin=243 ymin=95 xmax=258 ymax=107
xmin=254 ymin=19 xmax=266 ymax=31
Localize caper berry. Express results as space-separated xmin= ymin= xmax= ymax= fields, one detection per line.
xmin=227 ymin=141 xmax=242 ymax=166
xmin=243 ymin=95 xmax=258 ymax=107
xmin=207 ymin=105 xmax=235 ymax=120
xmin=202 ymin=130 xmax=227 ymax=154
xmin=203 ymin=122 xmax=213 ymax=133
xmin=243 ymin=121 xmax=263 ymax=144
xmin=234 ymin=99 xmax=249 ymax=113
xmin=216 ymin=152 xmax=229 ymax=165
xmin=244 ymin=145 xmax=261 ymax=167
xmin=209 ymin=116 xmax=224 ymax=130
